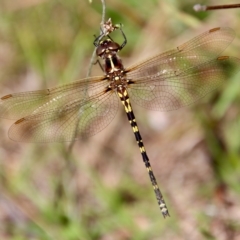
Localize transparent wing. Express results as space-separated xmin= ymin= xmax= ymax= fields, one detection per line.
xmin=0 ymin=76 xmax=107 ymax=119
xmin=8 ymin=90 xmax=118 ymax=142
xmin=0 ymin=76 xmax=119 ymax=142
xmin=126 ymin=27 xmax=235 ymax=79
xmin=128 ymin=56 xmax=240 ymax=110
xmin=125 ymin=27 xmax=239 ymax=110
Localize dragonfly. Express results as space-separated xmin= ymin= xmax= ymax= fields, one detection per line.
xmin=0 ymin=26 xmax=240 ymax=218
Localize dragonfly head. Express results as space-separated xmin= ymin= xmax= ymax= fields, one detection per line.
xmin=96 ymin=39 xmax=121 ymax=59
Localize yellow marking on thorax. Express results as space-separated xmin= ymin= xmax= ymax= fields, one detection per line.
xmin=109 ymin=57 xmax=118 ymax=72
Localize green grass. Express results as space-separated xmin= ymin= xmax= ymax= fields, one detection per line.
xmin=0 ymin=0 xmax=240 ymax=239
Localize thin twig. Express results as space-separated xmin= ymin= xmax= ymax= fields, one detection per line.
xmin=87 ymin=0 xmax=106 ymax=77
xmin=67 ymin=0 xmax=106 ymax=152
xmin=101 ymin=0 xmax=106 ymax=24
xmin=193 ymin=3 xmax=240 ymax=12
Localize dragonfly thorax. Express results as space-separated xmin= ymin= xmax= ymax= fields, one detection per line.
xmin=104 ymin=55 xmax=124 ymax=74
xmin=108 ymin=70 xmax=128 ymax=90
xmin=96 ymin=38 xmax=126 ymax=81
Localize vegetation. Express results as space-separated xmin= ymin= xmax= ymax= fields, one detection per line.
xmin=0 ymin=0 xmax=239 ymax=239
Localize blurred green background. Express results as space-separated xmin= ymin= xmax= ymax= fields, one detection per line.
xmin=0 ymin=0 xmax=240 ymax=239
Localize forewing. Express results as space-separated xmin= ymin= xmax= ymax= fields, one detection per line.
xmin=8 ymin=90 xmax=119 ymax=142
xmin=0 ymin=76 xmax=107 ymax=120
xmin=126 ymin=27 xmax=235 ymax=79
xmin=128 ymin=57 xmax=240 ymax=110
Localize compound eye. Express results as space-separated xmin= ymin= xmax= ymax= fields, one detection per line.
xmin=96 ymin=44 xmax=105 ymax=56
xmin=108 ymin=41 xmax=120 ymax=51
